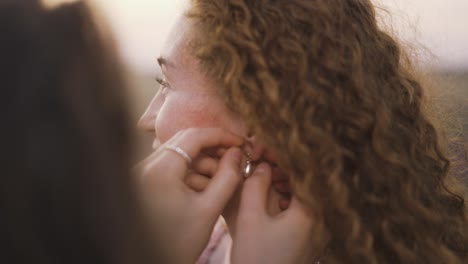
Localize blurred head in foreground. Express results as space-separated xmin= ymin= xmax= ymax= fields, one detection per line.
xmin=0 ymin=0 xmax=153 ymax=263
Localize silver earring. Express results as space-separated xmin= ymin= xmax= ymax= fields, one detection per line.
xmin=243 ymin=153 xmax=253 ymax=178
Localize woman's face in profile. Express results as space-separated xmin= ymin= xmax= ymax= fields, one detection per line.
xmin=138 ymin=15 xmax=291 ymax=215
xmin=138 ymin=16 xmax=246 ymax=148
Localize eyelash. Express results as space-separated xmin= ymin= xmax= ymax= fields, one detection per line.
xmin=155 ymin=78 xmax=170 ymax=95
xmin=155 ymin=77 xmax=170 ymax=88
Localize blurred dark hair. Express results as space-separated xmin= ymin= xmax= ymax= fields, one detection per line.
xmin=0 ymin=0 xmax=153 ymax=263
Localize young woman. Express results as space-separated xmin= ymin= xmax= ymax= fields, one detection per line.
xmin=139 ymin=0 xmax=468 ymax=263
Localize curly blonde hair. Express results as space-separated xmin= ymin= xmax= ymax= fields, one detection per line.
xmin=187 ymin=0 xmax=468 ymax=263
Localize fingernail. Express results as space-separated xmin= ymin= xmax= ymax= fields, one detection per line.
xmin=231 ymin=148 xmax=242 ymax=164
xmin=254 ymin=163 xmax=269 ymax=174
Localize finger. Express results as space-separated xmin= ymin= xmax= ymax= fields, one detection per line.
xmin=273 ymin=180 xmax=290 ymax=194
xmin=136 ymin=151 xmax=171 ymax=186
xmin=279 ymin=197 xmax=291 ymax=211
xmin=284 ymin=196 xmax=314 ymax=227
xmin=155 ymin=128 xmax=243 ymax=182
xmin=169 ymin=128 xmax=244 ymax=162
xmin=192 ymin=155 xmax=219 ymax=177
xmin=185 ymin=173 xmax=210 ymax=192
xmin=201 ymin=147 xmax=243 ymax=213
xmin=202 ymin=147 xmax=228 ymax=158
xmin=151 ymin=147 xmax=191 ymax=180
xmin=266 ymin=186 xmax=284 ymax=216
xmin=239 ymin=162 xmax=272 ymax=214
xmin=271 ymin=166 xmax=289 ymax=182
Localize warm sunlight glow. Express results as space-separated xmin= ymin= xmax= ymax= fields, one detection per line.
xmin=92 ymin=0 xmax=187 ymax=75
xmin=41 ymin=0 xmax=79 ymax=9
xmin=92 ymin=0 xmax=468 ymax=74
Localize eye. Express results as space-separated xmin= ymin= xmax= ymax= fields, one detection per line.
xmin=155 ymin=77 xmax=170 ymax=88
xmin=155 ymin=77 xmax=170 ymax=96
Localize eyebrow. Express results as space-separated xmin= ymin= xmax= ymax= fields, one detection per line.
xmin=157 ymin=57 xmax=167 ymax=67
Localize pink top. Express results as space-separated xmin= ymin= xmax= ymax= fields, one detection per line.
xmin=196 ymin=218 xmax=232 ymax=264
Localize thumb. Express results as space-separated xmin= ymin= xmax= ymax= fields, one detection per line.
xmin=239 ymin=163 xmax=272 ymax=215
xmin=201 ymin=147 xmax=243 ymax=213
xmin=283 ymin=196 xmax=314 ymax=228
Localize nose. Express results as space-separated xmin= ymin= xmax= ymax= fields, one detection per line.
xmin=138 ymin=95 xmax=159 ymax=133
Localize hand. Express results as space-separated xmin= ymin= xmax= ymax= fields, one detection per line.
xmin=231 ymin=163 xmax=314 ymax=264
xmin=136 ymin=128 xmax=244 ymax=263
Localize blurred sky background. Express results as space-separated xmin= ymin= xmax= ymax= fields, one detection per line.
xmin=86 ymin=0 xmax=468 ymax=75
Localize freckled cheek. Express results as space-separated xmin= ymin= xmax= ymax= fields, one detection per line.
xmin=154 ymin=103 xmax=181 ymax=144
xmin=155 ymin=99 xmax=226 ymax=143
xmin=154 ymin=100 xmax=215 ymax=144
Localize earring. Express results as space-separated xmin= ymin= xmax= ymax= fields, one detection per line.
xmin=243 ymin=152 xmax=253 ymax=178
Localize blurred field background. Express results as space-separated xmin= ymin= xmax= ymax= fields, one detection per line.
xmin=46 ymin=1 xmax=468 ymax=178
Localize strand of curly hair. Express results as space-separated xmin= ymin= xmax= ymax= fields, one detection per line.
xmin=187 ymin=0 xmax=468 ymax=263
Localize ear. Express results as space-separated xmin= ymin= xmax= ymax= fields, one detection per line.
xmin=245 ymin=135 xmax=266 ymax=161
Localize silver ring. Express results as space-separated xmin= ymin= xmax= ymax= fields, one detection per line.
xmin=165 ymin=145 xmax=192 ymax=165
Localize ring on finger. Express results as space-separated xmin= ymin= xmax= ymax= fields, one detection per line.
xmin=165 ymin=145 xmax=192 ymax=165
